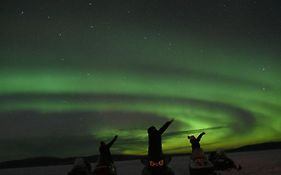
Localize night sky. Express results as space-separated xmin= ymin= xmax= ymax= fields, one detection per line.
xmin=0 ymin=0 xmax=281 ymax=161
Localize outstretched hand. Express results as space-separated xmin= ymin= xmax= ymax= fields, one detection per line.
xmin=170 ymin=119 xmax=174 ymax=123
xmin=115 ymin=135 xmax=118 ymax=138
xmin=202 ymin=132 xmax=206 ymax=135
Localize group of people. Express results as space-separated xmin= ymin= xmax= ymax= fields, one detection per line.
xmin=69 ymin=119 xmax=207 ymax=174
xmin=98 ymin=119 xmax=205 ymax=164
xmin=68 ymin=119 xmax=242 ymax=175
xmin=99 ymin=119 xmax=205 ymax=163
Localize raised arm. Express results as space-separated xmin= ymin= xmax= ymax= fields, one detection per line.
xmin=106 ymin=135 xmax=118 ymax=148
xmin=159 ymin=119 xmax=174 ymax=135
xmin=197 ymin=132 xmax=205 ymax=141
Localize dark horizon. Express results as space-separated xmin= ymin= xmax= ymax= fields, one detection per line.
xmin=1 ymin=140 xmax=281 ymax=170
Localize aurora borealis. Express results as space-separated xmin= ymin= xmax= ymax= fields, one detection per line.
xmin=0 ymin=0 xmax=281 ymax=161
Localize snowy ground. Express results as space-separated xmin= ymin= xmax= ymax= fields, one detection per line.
xmin=0 ymin=149 xmax=280 ymax=175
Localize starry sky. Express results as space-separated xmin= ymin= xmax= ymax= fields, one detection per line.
xmin=0 ymin=0 xmax=281 ymax=161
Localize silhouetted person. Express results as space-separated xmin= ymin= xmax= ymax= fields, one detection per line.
xmin=147 ymin=119 xmax=174 ymax=161
xmin=188 ymin=132 xmax=205 ymax=151
xmin=68 ymin=158 xmax=91 ymax=175
xmin=99 ymin=135 xmax=118 ymax=164
xmin=188 ymin=132 xmax=206 ymax=161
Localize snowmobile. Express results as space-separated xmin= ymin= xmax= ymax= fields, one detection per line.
xmin=189 ymin=158 xmax=215 ymax=175
xmin=189 ymin=149 xmax=216 ymax=175
xmin=68 ymin=158 xmax=92 ymax=175
xmin=68 ymin=167 xmax=92 ymax=175
xmin=208 ymin=150 xmax=242 ymax=171
xmin=141 ymin=156 xmax=174 ymax=175
xmin=92 ymin=162 xmax=117 ymax=175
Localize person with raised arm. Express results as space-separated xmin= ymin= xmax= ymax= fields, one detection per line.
xmin=188 ymin=132 xmax=206 ymax=151
xmin=99 ymin=135 xmax=118 ymax=164
xmin=147 ymin=119 xmax=174 ymax=161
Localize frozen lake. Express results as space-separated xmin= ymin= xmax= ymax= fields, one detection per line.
xmin=0 ymin=149 xmax=280 ymax=175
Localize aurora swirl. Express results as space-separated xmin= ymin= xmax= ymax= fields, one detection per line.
xmin=0 ymin=0 xmax=280 ymax=161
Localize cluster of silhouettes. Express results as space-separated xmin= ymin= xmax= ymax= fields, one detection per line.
xmin=68 ymin=119 xmax=240 ymax=175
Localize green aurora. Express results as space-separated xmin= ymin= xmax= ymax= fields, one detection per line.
xmin=0 ymin=0 xmax=281 ymax=161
